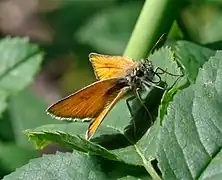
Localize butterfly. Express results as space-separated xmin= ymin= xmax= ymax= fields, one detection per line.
xmin=47 ymin=53 xmax=167 ymax=140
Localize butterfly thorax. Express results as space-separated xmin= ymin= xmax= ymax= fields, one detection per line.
xmin=125 ymin=59 xmax=155 ymax=91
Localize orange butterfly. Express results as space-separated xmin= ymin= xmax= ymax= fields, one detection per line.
xmin=47 ymin=53 xmax=163 ymax=140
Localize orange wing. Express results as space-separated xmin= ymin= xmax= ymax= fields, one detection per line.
xmin=86 ymin=87 xmax=129 ymax=139
xmin=89 ymin=53 xmax=136 ymax=80
xmin=47 ymin=78 xmax=126 ymax=120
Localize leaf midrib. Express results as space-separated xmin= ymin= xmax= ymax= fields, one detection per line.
xmin=0 ymin=50 xmax=41 ymax=81
xmin=106 ymin=124 xmax=162 ymax=180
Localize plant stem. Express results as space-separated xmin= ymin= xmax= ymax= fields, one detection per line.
xmin=123 ymin=0 xmax=181 ymax=60
xmin=135 ymin=145 xmax=162 ymax=180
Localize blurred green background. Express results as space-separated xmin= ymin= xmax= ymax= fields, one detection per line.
xmin=0 ymin=0 xmax=222 ymax=178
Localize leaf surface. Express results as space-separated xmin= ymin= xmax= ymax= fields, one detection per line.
xmin=0 ymin=37 xmax=43 ymax=115
xmin=157 ymin=51 xmax=222 ymax=179
xmin=3 ymin=151 xmax=149 ymax=180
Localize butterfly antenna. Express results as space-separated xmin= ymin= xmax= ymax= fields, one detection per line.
xmin=147 ymin=33 xmax=166 ymax=58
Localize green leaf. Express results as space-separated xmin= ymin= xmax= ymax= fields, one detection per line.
xmin=199 ymin=150 xmax=222 ymax=180
xmin=157 ymin=51 xmax=222 ymax=179
xmin=173 ymin=40 xmax=215 ymax=83
xmin=24 ymin=120 xmax=160 ymax=165
xmin=150 ymin=46 xmax=183 ymax=88
xmin=156 ymin=41 xmax=215 ymax=124
xmin=158 ymin=86 xmax=181 ymax=124
xmin=76 ymin=2 xmax=142 ymax=54
xmin=168 ymin=21 xmax=184 ymax=38
xmin=0 ymin=142 xmax=37 ymax=172
xmin=149 ymin=46 xmax=186 ymax=124
xmin=8 ymin=89 xmax=59 ymax=147
xmin=111 ymin=121 xmax=161 ymax=165
xmin=3 ymin=151 xmax=149 ymax=180
xmin=0 ymin=37 xmax=44 ymax=115
xmin=157 ymin=41 xmax=216 ymax=124
xmin=0 ymin=37 xmax=43 ymax=93
xmin=24 ymin=124 xmax=119 ymax=162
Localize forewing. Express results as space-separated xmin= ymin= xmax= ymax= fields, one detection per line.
xmin=89 ymin=53 xmax=136 ymax=80
xmin=47 ymin=78 xmax=125 ymax=120
xmin=87 ymin=87 xmax=129 ymax=139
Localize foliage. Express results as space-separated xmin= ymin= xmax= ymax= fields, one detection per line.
xmin=0 ymin=0 xmax=222 ymax=179
xmin=0 ymin=37 xmax=44 ymax=176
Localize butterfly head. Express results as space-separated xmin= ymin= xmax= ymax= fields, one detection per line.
xmin=135 ymin=59 xmax=155 ymax=81
xmin=125 ymin=59 xmax=156 ymax=90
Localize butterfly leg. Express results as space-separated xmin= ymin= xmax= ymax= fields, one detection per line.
xmin=135 ymin=88 xmax=153 ymax=123
xmin=154 ymin=67 xmax=183 ymax=77
xmin=126 ymin=95 xmax=136 ymax=116
xmin=154 ymin=67 xmax=183 ymax=89
xmin=126 ymin=95 xmax=137 ymax=134
xmin=141 ymin=79 xmax=165 ymax=90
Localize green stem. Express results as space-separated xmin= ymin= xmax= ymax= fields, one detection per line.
xmin=123 ymin=0 xmax=181 ymax=60
xmin=134 ymin=145 xmax=162 ymax=180
xmin=143 ymin=161 xmax=162 ymax=180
